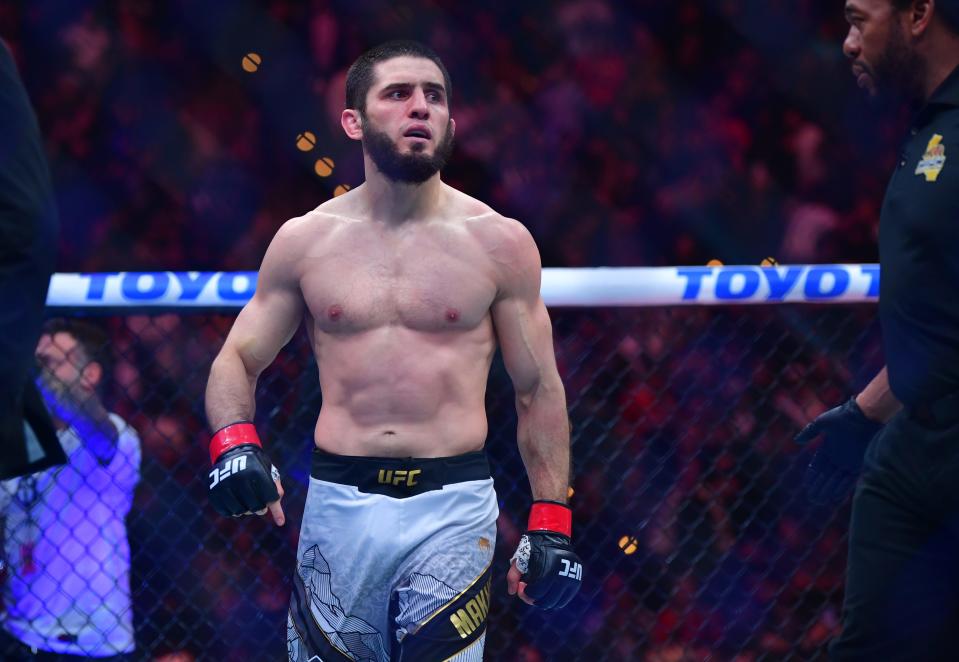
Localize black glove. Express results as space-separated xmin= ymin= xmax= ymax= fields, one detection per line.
xmin=208 ymin=422 xmax=280 ymax=518
xmin=794 ymin=397 xmax=884 ymax=504
xmin=511 ymin=501 xmax=583 ymax=609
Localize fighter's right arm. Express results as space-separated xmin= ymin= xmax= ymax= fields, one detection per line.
xmin=205 ymin=222 xmax=305 ymax=430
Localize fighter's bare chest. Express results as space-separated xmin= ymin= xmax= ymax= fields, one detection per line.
xmin=299 ymin=230 xmax=498 ymax=333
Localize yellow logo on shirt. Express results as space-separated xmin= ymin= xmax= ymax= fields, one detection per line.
xmin=916 ymin=134 xmax=946 ymax=182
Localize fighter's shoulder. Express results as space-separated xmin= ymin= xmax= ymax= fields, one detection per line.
xmin=449 ymin=190 xmax=534 ymax=252
xmin=269 ymin=206 xmax=351 ymax=250
xmin=465 ymin=213 xmax=539 ymax=269
xmin=312 ymin=186 xmax=361 ymax=215
xmin=255 ymin=210 xmax=339 ymax=285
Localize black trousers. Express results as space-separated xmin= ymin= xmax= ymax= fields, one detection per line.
xmin=831 ymin=404 xmax=959 ymax=661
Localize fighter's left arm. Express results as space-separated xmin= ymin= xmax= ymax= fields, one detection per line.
xmin=490 ymin=219 xmax=569 ymax=502
xmin=490 ymin=218 xmax=582 ymax=609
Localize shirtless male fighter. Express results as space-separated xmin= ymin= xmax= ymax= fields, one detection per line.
xmin=204 ymin=40 xmax=582 ymax=662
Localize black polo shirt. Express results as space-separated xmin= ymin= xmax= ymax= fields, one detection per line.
xmin=878 ymin=65 xmax=959 ymax=407
xmin=0 ymin=39 xmax=65 ymax=478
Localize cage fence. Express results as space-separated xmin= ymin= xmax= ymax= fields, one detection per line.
xmin=0 ymin=299 xmax=880 ymax=662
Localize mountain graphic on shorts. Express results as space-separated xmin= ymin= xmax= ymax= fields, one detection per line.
xmin=398 ymin=572 xmax=459 ymax=629
xmin=297 ymin=544 xmax=389 ymax=662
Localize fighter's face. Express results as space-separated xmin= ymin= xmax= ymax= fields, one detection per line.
xmin=360 ymin=56 xmax=455 ymax=183
xmin=843 ymin=0 xmax=922 ymax=99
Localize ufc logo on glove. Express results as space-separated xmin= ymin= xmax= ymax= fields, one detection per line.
xmin=510 ymin=501 xmax=584 ymax=609
xmin=558 ymin=559 xmax=582 ymax=580
xmin=209 ymin=455 xmax=247 ymax=488
xmin=206 ymin=423 xmax=282 ymax=521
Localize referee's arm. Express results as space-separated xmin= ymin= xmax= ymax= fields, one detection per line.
xmin=855 ymin=367 xmax=902 ymax=423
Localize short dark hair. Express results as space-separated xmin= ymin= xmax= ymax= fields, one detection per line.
xmin=42 ymin=318 xmax=109 ymax=370
xmin=893 ymin=0 xmax=959 ymax=33
xmin=345 ymin=40 xmax=452 ymax=113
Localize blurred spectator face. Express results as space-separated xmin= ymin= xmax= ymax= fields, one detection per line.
xmin=141 ymin=414 xmax=189 ymax=468
xmin=516 ymin=644 xmax=544 ymax=662
xmin=61 ymin=15 xmax=110 ymax=74
xmin=842 ymin=0 xmax=922 ymax=99
xmin=36 ymin=331 xmax=101 ymax=395
xmin=153 ymin=653 xmax=196 ymax=662
xmin=351 ymin=56 xmax=455 ymax=183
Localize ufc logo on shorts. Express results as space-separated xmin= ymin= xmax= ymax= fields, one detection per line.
xmin=209 ymin=456 xmax=247 ymax=489
xmin=377 ymin=468 xmax=421 ymax=487
xmin=559 ymin=559 xmax=582 ymax=581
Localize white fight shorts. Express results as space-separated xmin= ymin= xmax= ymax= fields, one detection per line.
xmin=287 ymin=450 xmax=498 ymax=662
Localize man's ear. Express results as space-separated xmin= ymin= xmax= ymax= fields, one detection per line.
xmin=342 ymin=109 xmax=363 ymax=141
xmin=910 ymin=0 xmax=935 ymax=37
xmin=81 ymin=361 xmax=102 ymax=391
xmin=449 ymin=117 xmax=456 ymax=139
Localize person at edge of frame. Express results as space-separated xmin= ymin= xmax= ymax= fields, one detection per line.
xmin=203 ymin=40 xmax=583 ymax=662
xmin=796 ymin=1 xmax=959 ymax=660
xmin=0 ymin=38 xmax=66 ymax=479
xmin=0 ymin=319 xmax=141 ymax=661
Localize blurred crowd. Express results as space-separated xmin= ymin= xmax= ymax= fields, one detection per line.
xmin=3 ymin=0 xmax=905 ymax=273
xmin=1 ymin=0 xmax=902 ymax=659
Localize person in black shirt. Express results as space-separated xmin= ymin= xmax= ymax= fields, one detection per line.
xmin=795 ymin=1 xmax=959 ymax=659
xmin=0 ymin=39 xmax=65 ymax=479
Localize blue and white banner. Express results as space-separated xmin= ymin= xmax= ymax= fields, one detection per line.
xmin=540 ymin=265 xmax=880 ymax=306
xmin=46 ymin=272 xmax=259 ymax=308
xmin=45 ymin=265 xmax=880 ymax=309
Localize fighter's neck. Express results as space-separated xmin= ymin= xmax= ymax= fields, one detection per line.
xmin=359 ymin=170 xmax=446 ymax=224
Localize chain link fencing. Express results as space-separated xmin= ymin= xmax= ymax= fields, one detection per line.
xmin=0 ymin=303 xmax=882 ymax=661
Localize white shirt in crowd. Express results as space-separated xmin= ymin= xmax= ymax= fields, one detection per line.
xmin=0 ymin=412 xmax=141 ymax=656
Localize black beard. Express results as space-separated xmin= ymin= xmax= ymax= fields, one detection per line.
xmin=872 ymin=25 xmax=924 ymax=104
xmin=361 ymin=118 xmax=455 ymax=184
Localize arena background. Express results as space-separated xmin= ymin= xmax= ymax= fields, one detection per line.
xmin=2 ymin=1 xmax=907 ymax=660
